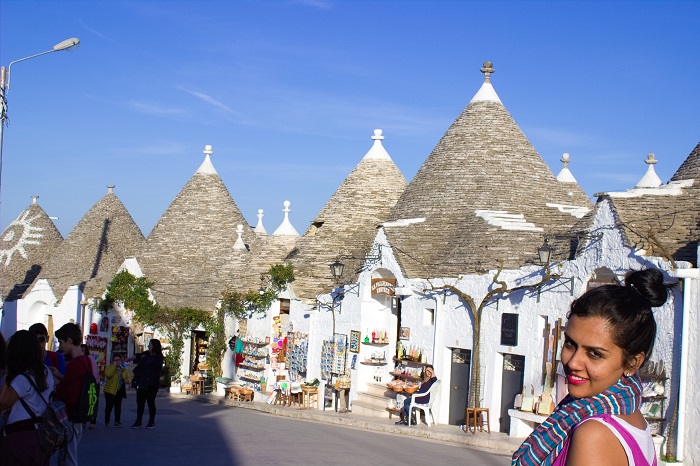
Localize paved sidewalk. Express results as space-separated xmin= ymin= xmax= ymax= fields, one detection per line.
xmin=171 ymin=391 xmax=524 ymax=457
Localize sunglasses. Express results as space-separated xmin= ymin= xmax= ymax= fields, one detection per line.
xmin=38 ymin=335 xmax=48 ymax=343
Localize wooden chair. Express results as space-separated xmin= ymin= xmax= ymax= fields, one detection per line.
xmin=274 ymin=380 xmax=290 ymax=406
xmin=289 ymin=383 xmax=303 ymax=407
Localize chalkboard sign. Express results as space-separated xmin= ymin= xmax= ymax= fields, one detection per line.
xmin=501 ymin=313 xmax=519 ymax=346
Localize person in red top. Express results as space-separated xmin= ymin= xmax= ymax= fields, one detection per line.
xmin=55 ymin=323 xmax=89 ymax=466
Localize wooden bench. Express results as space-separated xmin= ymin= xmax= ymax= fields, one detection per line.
xmin=386 ymin=407 xmax=401 ymax=419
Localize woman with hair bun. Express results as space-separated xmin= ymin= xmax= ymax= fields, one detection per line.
xmin=513 ymin=268 xmax=675 ymax=466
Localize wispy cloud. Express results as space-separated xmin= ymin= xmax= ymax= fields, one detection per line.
xmin=125 ymin=100 xmax=189 ymax=119
xmin=78 ymin=20 xmax=111 ymax=42
xmin=175 ymin=86 xmax=241 ymax=115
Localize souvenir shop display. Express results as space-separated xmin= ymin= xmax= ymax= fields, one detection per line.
xmin=111 ymin=326 xmax=129 ymax=361
xmin=238 ymin=337 xmax=268 ymax=388
xmin=85 ymin=335 xmax=108 ymax=381
xmin=332 ymin=334 xmax=347 ymax=374
xmin=320 ymin=340 xmax=333 ymax=381
xmin=287 ymin=334 xmax=308 ymax=381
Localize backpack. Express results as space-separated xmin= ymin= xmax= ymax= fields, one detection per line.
xmin=73 ymin=357 xmax=98 ymax=423
xmin=19 ymin=374 xmax=73 ymax=456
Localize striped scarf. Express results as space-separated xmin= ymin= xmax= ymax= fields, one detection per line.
xmin=511 ymin=374 xmax=643 ymax=465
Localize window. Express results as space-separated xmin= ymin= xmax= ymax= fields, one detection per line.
xmin=280 ymin=298 xmax=290 ymax=315
xmin=423 ymin=308 xmax=435 ymax=326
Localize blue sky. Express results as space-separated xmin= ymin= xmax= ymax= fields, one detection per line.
xmin=1 ymin=0 xmax=698 ymax=237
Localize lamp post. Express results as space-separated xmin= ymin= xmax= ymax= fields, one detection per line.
xmin=0 ymin=37 xmax=80 ymax=215
xmin=80 ymin=298 xmax=89 ymax=338
xmin=328 ymin=260 xmax=345 ymax=335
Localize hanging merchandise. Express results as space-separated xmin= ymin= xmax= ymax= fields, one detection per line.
xmin=99 ymin=316 xmax=109 ymax=332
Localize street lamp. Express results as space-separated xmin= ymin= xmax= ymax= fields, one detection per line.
xmin=80 ymin=298 xmax=89 ymax=338
xmin=0 ymin=37 xmax=80 ymax=215
xmin=329 ymin=260 xmax=345 ymax=283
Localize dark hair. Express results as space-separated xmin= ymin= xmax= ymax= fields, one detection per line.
xmin=0 ymin=332 xmax=7 ymax=374
xmin=55 ymin=323 xmax=82 ymax=346
xmin=28 ymin=323 xmax=49 ymax=336
xmin=6 ymin=330 xmax=49 ymax=391
xmin=81 ymin=344 xmax=90 ymax=356
xmin=149 ymin=339 xmax=163 ymax=357
xmin=568 ymin=268 xmax=674 ymax=367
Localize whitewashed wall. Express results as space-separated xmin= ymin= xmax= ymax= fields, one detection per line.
xmin=357 ymin=200 xmax=689 ymax=438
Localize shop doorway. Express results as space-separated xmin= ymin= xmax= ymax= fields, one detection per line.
xmin=190 ymin=330 xmax=208 ymax=374
xmin=500 ymin=353 xmax=525 ymax=433
xmin=448 ymin=348 xmax=471 ymax=424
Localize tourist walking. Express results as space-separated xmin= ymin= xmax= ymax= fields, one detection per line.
xmin=55 ymin=323 xmax=92 ymax=466
xmin=131 ymin=338 xmax=163 ymax=429
xmin=0 ymin=330 xmax=54 ymax=465
xmin=103 ymin=354 xmax=130 ymax=427
xmin=512 ymin=268 xmax=673 ymax=465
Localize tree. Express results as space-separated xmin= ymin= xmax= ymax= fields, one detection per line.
xmin=427 ymin=261 xmax=555 ymax=408
xmin=102 ymin=271 xmax=209 ymax=379
xmin=207 ymin=263 xmax=295 ymax=379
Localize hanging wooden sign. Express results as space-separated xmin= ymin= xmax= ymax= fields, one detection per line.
xmin=371 ymin=278 xmax=396 ymax=295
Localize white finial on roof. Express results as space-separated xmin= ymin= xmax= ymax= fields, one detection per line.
xmin=362 ymin=129 xmax=392 ymax=160
xmin=31 ymin=195 xmax=39 ymax=205
xmin=556 ymin=153 xmax=578 ymax=183
xmin=470 ymin=61 xmax=502 ymax=103
xmin=107 ymin=185 xmax=115 ymax=194
xmin=196 ymin=144 xmax=219 ymax=175
xmin=635 ymin=153 xmax=662 ymax=188
xmin=233 ymin=224 xmax=247 ymax=250
xmin=272 ymin=200 xmax=300 ymax=236
xmin=254 ymin=209 xmax=268 ymax=234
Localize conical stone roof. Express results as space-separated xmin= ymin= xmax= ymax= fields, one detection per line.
xmin=384 ymin=62 xmax=592 ymax=278
xmin=286 ymin=129 xmax=407 ymax=301
xmin=138 ymin=146 xmax=252 ymax=311
xmin=39 ymin=186 xmax=145 ymax=299
xmin=670 ymin=142 xmax=700 ymax=182
xmin=600 ymin=145 xmax=700 ymax=267
xmin=1 ymin=196 xmax=63 ymax=301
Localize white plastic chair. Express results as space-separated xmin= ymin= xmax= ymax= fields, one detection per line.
xmin=408 ymin=380 xmax=441 ymax=427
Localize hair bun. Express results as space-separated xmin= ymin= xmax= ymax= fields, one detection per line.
xmin=625 ymin=268 xmax=674 ymax=307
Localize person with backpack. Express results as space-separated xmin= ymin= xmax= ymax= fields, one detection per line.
xmin=80 ymin=344 xmax=101 ymax=430
xmin=131 ymin=338 xmax=163 ymax=429
xmin=29 ymin=323 xmax=67 ymax=379
xmin=0 ymin=330 xmax=54 ymax=465
xmin=55 ymin=323 xmax=95 ymax=466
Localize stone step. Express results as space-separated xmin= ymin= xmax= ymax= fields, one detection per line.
xmin=355 ymin=390 xmax=394 ymax=410
xmin=364 ymin=382 xmax=396 ymax=398
xmin=350 ymin=399 xmax=393 ymax=419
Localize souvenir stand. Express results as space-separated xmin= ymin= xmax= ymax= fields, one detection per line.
xmin=85 ymin=333 xmax=108 ymax=382
xmin=320 ymin=334 xmax=347 ymax=410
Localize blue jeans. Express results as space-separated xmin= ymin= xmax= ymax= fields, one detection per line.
xmin=402 ymin=397 xmax=412 ymax=419
xmin=58 ymin=422 xmax=83 ymax=466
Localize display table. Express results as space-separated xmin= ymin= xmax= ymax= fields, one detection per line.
xmin=508 ymin=409 xmax=548 ymax=437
